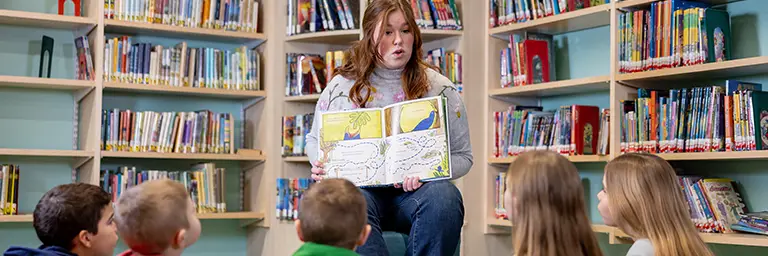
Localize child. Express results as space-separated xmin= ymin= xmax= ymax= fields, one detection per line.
xmin=113 ymin=179 xmax=201 ymax=256
xmin=3 ymin=183 xmax=118 ymax=256
xmin=293 ymin=178 xmax=370 ymax=256
xmin=504 ymin=151 xmax=603 ymax=256
xmin=598 ymin=153 xmax=713 ymax=256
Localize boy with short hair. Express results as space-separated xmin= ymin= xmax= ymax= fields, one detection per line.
xmin=113 ymin=179 xmax=201 ymax=256
xmin=3 ymin=183 xmax=118 ymax=256
xmin=293 ymin=178 xmax=370 ymax=256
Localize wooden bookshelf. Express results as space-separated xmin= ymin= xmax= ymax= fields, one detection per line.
xmin=487 ymin=218 xmax=614 ymax=235
xmin=285 ymin=29 xmax=360 ymax=44
xmin=613 ymin=228 xmax=768 ymax=247
xmin=653 ymin=151 xmax=768 ymax=161
xmin=284 ymin=94 xmax=321 ymax=102
xmin=0 ymin=214 xmax=32 ymax=223
xmin=488 ymin=155 xmax=609 ymax=165
xmin=103 ymin=82 xmax=266 ymax=99
xmin=101 ymin=151 xmax=266 ymax=161
xmin=0 ymin=76 xmax=95 ymax=91
xmin=488 ymin=4 xmax=611 ymax=37
xmin=0 ymin=10 xmax=96 ymax=29
xmin=104 ymin=19 xmax=266 ymax=42
xmin=0 ymin=148 xmax=93 ymax=158
xmin=197 ymin=212 xmax=265 ymax=220
xmin=421 ymin=29 xmax=463 ymax=42
xmin=616 ymin=0 xmax=742 ymax=9
xmin=616 ymin=56 xmax=768 ymax=84
xmin=283 ymin=156 xmax=310 ymax=162
xmin=489 ymin=76 xmax=611 ymax=97
xmin=591 ymin=224 xmax=614 ymax=234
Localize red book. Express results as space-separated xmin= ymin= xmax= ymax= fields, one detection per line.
xmin=523 ymin=40 xmax=550 ymax=85
xmin=571 ymin=105 xmax=601 ymax=155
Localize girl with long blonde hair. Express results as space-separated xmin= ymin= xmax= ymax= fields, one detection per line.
xmin=304 ymin=0 xmax=472 ymax=255
xmin=598 ymin=153 xmax=714 ymax=256
xmin=504 ymin=150 xmax=603 ymax=256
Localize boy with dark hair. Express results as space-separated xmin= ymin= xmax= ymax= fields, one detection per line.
xmin=293 ymin=178 xmax=370 ymax=256
xmin=3 ymin=183 xmax=118 ymax=256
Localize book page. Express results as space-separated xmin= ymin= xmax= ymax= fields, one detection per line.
xmin=318 ymin=109 xmax=387 ymax=187
xmin=384 ymin=96 xmax=451 ymax=184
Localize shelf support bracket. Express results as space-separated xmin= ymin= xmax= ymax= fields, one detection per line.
xmin=244 ymin=39 xmax=266 ymax=49
xmin=75 ymin=87 xmax=95 ymax=103
xmin=73 ymin=24 xmax=97 ymax=38
xmin=239 ymin=217 xmax=265 ymax=228
xmin=72 ymin=156 xmax=93 ymax=170
xmin=241 ymin=160 xmax=266 ymax=171
xmin=242 ymin=96 xmax=265 ymax=110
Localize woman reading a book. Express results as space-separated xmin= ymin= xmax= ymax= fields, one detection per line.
xmin=304 ymin=0 xmax=472 ymax=255
xmin=503 ymin=150 xmax=603 ymax=256
xmin=598 ymin=153 xmax=714 ymax=256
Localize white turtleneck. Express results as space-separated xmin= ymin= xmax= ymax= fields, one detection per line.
xmin=304 ymin=66 xmax=473 ymax=180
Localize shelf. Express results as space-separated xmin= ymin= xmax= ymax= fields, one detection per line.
xmin=487 ymin=218 xmax=511 ymax=227
xmin=283 ymin=156 xmax=310 ymax=162
xmin=0 ymin=10 xmax=96 ymax=30
xmin=616 ymin=56 xmax=768 ymax=85
xmin=616 ymin=0 xmax=742 ymax=9
xmin=652 ymin=151 xmax=768 ymax=161
xmin=103 ymin=82 xmax=266 ymax=99
xmin=592 ymin=224 xmax=613 ymax=234
xmin=488 ymin=154 xmax=609 ymax=164
xmin=104 ymin=19 xmax=266 ymax=42
xmin=285 ymin=29 xmax=360 ymax=44
xmin=0 ymin=214 xmax=32 ymax=223
xmin=197 ymin=212 xmax=265 ymax=220
xmin=421 ymin=29 xmax=463 ymax=42
xmin=0 ymin=75 xmax=95 ymax=91
xmin=0 ymin=148 xmax=93 ymax=158
xmin=489 ymin=76 xmax=610 ymax=97
xmin=285 ymin=94 xmax=321 ymax=102
xmin=489 ymin=4 xmax=610 ymax=37
xmin=101 ymin=151 xmax=266 ymax=162
xmin=487 ymin=218 xmax=614 ymax=234
xmin=614 ymin=228 xmax=768 ymax=247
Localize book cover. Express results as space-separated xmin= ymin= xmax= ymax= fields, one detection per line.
xmin=571 ymin=105 xmax=600 ymax=155
xmin=750 ymin=90 xmax=768 ymax=150
xmin=704 ymin=8 xmax=731 ymax=63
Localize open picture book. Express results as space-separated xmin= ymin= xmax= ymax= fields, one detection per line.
xmin=317 ymin=96 xmax=452 ymax=187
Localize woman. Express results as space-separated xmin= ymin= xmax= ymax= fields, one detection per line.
xmin=304 ymin=0 xmax=472 ymax=255
xmin=504 ymin=151 xmax=603 ymax=256
xmin=598 ymin=153 xmax=714 ymax=256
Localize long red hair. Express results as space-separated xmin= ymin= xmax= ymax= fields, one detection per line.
xmin=334 ymin=0 xmax=432 ymax=108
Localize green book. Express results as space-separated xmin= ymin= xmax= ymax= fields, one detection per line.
xmin=751 ymin=91 xmax=768 ymax=150
xmin=705 ymin=8 xmax=731 ymax=63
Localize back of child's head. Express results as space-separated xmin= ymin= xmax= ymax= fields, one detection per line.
xmin=33 ymin=183 xmax=116 ymax=255
xmin=114 ymin=179 xmax=200 ymax=255
xmin=506 ymin=150 xmax=602 ymax=256
xmin=297 ymin=178 xmax=368 ymax=250
xmin=604 ymin=153 xmax=713 ymax=256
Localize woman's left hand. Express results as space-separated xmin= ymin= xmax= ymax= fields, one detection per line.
xmin=394 ymin=176 xmax=422 ymax=192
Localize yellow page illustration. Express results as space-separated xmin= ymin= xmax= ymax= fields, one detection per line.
xmin=319 ymin=109 xmax=387 ymax=187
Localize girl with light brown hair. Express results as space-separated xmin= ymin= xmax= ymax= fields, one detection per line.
xmin=304 ymin=0 xmax=472 ymax=255
xmin=504 ymin=150 xmax=603 ymax=256
xmin=598 ymin=153 xmax=714 ymax=256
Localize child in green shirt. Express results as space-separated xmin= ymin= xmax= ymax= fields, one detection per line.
xmin=293 ymin=179 xmax=371 ymax=256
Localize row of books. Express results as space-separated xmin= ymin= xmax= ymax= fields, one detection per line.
xmin=285 ymin=52 xmax=339 ymax=97
xmin=100 ymin=163 xmax=228 ymax=214
xmin=494 ymin=171 xmax=507 ymax=220
xmin=76 ymin=36 xmax=96 ymax=81
xmin=678 ymin=175 xmax=747 ymax=234
xmin=500 ymin=32 xmax=555 ymax=87
xmin=733 ymin=212 xmax=768 ymax=236
xmin=282 ymin=113 xmax=315 ymax=157
xmin=276 ymin=178 xmax=314 ymax=221
xmin=101 ymin=109 xmax=235 ymax=154
xmin=425 ymin=48 xmax=463 ymax=93
xmin=489 ymin=0 xmax=608 ymax=28
xmin=618 ymin=1 xmax=732 ymax=74
xmin=287 ymin=0 xmax=357 ymax=35
xmin=407 ymin=0 xmax=463 ymax=30
xmin=619 ymin=81 xmax=766 ymax=154
xmin=492 ymin=105 xmax=610 ymax=158
xmin=0 ymin=165 xmax=19 ymax=216
xmin=104 ymin=0 xmax=260 ymax=32
xmin=104 ymin=36 xmax=262 ymax=91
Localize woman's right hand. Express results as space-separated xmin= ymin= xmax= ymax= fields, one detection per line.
xmin=311 ymin=161 xmax=325 ymax=181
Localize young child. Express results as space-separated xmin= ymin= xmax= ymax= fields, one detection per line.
xmin=113 ymin=179 xmax=201 ymax=256
xmin=598 ymin=153 xmax=713 ymax=256
xmin=293 ymin=178 xmax=370 ymax=256
xmin=3 ymin=183 xmax=118 ymax=256
xmin=504 ymin=151 xmax=603 ymax=256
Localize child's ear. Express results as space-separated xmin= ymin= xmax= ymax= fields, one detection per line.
xmin=356 ymin=224 xmax=371 ymax=247
xmin=295 ymin=220 xmax=305 ymax=242
xmin=75 ymin=230 xmax=92 ymax=248
xmin=173 ymin=229 xmax=187 ymax=249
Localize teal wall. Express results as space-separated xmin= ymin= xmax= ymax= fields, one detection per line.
xmin=0 ymin=1 xmax=251 ymax=255
xmin=535 ymin=1 xmax=768 ymax=255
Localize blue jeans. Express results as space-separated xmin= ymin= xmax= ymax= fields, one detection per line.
xmin=356 ymin=180 xmax=464 ymax=256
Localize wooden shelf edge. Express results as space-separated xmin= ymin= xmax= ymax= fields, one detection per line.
xmin=285 ymin=29 xmax=360 ymax=42
xmin=488 ymin=154 xmax=609 ymax=164
xmin=0 ymin=75 xmax=95 ymax=90
xmin=101 ymin=151 xmax=266 ymax=161
xmin=616 ymin=0 xmax=741 ymax=9
xmin=0 ymin=10 xmax=96 ymax=28
xmin=488 ymin=4 xmax=611 ymax=36
xmin=489 ymin=75 xmax=610 ymax=97
xmin=283 ymin=156 xmax=310 ymax=162
xmin=654 ymin=151 xmax=768 ymax=161
xmin=486 ymin=219 xmax=614 ymax=235
xmin=616 ymin=56 xmax=768 ymax=82
xmin=421 ymin=29 xmax=463 ymax=36
xmin=0 ymin=214 xmax=33 ymax=223
xmin=614 ymin=228 xmax=768 ymax=247
xmin=104 ymin=19 xmax=265 ymax=40
xmin=0 ymin=148 xmax=93 ymax=158
xmin=197 ymin=212 xmax=265 ymax=220
xmin=285 ymin=94 xmax=321 ymax=102
xmin=103 ymin=82 xmax=266 ymax=98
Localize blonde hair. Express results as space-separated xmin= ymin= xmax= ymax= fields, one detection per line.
xmin=604 ymin=153 xmax=713 ymax=256
xmin=506 ymin=151 xmax=603 ymax=256
xmin=114 ymin=179 xmax=191 ymax=254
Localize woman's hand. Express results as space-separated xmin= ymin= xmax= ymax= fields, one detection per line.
xmin=311 ymin=161 xmax=325 ymax=181
xmin=394 ymin=176 xmax=422 ymax=192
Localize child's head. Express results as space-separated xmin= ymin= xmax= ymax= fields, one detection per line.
xmin=114 ymin=179 xmax=201 ymax=255
xmin=599 ymin=153 xmax=713 ymax=256
xmin=295 ymin=178 xmax=370 ymax=250
xmin=504 ymin=151 xmax=602 ymax=256
xmin=33 ymin=183 xmax=117 ymax=256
